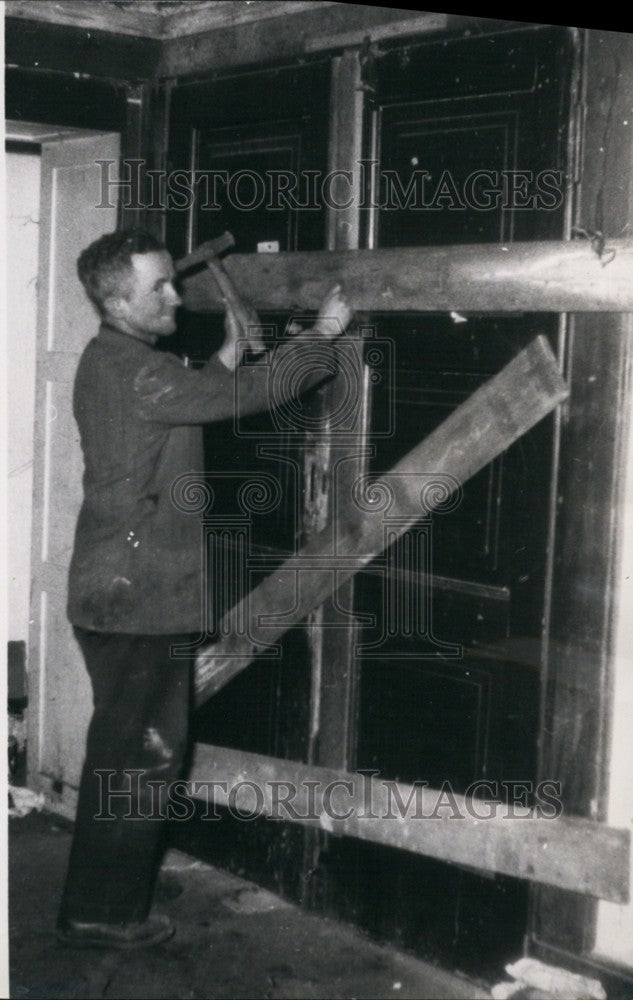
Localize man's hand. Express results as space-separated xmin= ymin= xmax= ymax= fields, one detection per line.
xmin=312 ymin=285 xmax=354 ymax=340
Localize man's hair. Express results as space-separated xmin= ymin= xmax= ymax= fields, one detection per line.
xmin=77 ymin=229 xmax=165 ymax=312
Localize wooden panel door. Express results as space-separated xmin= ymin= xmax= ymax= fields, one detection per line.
xmin=28 ymin=131 xmax=120 ymax=817
xmin=320 ymin=26 xmax=576 ymax=979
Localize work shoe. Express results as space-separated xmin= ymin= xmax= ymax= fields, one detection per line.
xmin=57 ymin=913 xmax=175 ymax=950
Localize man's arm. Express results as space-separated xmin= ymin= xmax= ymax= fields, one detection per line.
xmin=215 ymin=276 xmax=351 ymax=372
xmin=134 ymin=287 xmax=353 ymax=425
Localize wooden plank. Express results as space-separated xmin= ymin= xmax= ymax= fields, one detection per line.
xmin=159 ymin=6 xmax=451 ymax=78
xmin=6 ymin=1 xmax=166 ymax=39
xmin=306 ymin=13 xmax=448 ymax=52
xmin=194 ymin=335 xmax=568 ymax=703
xmin=301 ymin=47 xmax=368 ymax=904
xmin=182 ymin=240 xmax=633 ymax=314
xmin=120 ymin=82 xmax=146 ymax=230
xmin=5 ymin=0 xmax=338 ymax=40
xmin=187 ymin=743 xmax=630 ymax=903
xmin=144 ymin=80 xmax=172 ymax=242
xmin=326 ymin=50 xmax=364 ymax=253
xmin=160 ymin=1 xmax=337 ymax=40
xmin=314 ymin=48 xmax=366 ymax=773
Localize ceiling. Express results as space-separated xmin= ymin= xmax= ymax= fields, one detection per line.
xmin=5 ymin=0 xmax=339 ymax=39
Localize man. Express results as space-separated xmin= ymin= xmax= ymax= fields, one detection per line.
xmin=57 ymin=229 xmax=352 ymax=948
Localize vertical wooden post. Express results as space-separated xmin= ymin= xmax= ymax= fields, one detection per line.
xmin=325 ymin=50 xmax=365 ymax=255
xmin=145 ymin=80 xmax=172 ymax=243
xmin=120 ymin=80 xmax=171 ymax=237
xmin=302 ymin=48 xmax=367 ymax=905
xmin=530 ymin=28 xmax=633 ymax=965
xmin=313 ymin=50 xmax=367 ymax=770
xmin=119 ymin=82 xmax=146 ymax=230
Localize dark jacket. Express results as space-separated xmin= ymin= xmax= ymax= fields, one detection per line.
xmin=67 ymin=323 xmax=333 ymax=634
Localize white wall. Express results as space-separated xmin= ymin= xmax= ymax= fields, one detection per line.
xmin=6 ymin=151 xmax=40 ymax=644
xmin=594 ymin=349 xmax=633 ymax=968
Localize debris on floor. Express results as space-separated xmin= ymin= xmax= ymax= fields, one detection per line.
xmin=222 ymin=886 xmax=294 ymax=914
xmin=491 ymin=956 xmax=606 ymax=1000
xmin=8 ymin=784 xmax=45 ymax=818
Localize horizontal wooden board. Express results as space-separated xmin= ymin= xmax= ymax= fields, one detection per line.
xmin=5 ymin=1 xmax=336 ymax=40
xmin=305 ymin=13 xmax=448 ymax=52
xmin=182 ymin=240 xmax=633 ymax=314
xmin=159 ymin=6 xmax=453 ymax=78
xmin=188 ymin=743 xmax=630 ymax=903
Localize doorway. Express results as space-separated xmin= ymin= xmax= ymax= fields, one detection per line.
xmin=6 ymin=122 xmax=121 ymax=816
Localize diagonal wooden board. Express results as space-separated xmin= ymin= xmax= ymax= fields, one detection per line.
xmin=194 ymin=334 xmax=568 ymax=705
xmin=182 ymin=239 xmax=633 ymax=314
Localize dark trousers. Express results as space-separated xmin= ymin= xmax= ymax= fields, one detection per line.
xmin=58 ymin=628 xmax=195 ymax=925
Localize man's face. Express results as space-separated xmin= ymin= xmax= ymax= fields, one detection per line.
xmin=116 ymin=250 xmax=182 ymax=338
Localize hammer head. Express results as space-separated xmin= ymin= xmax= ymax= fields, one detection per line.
xmin=174 ymin=231 xmax=235 ymax=274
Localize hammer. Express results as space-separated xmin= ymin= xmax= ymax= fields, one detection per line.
xmin=174 ymin=231 xmax=263 ymax=351
xmin=175 ymin=231 xmax=258 ymax=318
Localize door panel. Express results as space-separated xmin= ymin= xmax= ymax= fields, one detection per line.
xmin=194 ymin=125 xmax=304 ymax=253
xmin=379 ymin=111 xmax=517 ymax=246
xmin=167 ymin=60 xmax=330 ymax=258
xmin=320 ymin=26 xmax=574 ymax=977
xmin=165 ymin=63 xmax=330 ymax=898
xmin=28 ymin=132 xmax=120 ymax=816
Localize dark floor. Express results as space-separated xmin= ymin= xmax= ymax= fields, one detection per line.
xmin=9 ymin=811 xmax=490 ymax=1000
